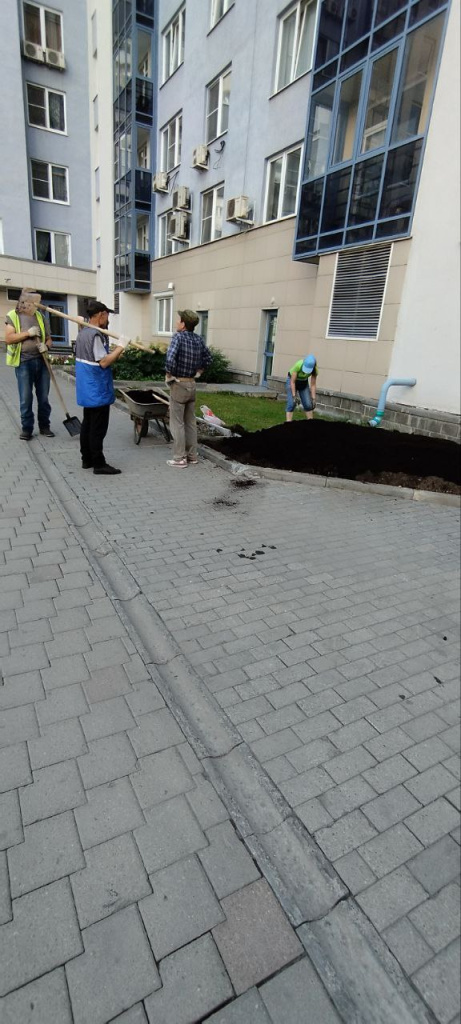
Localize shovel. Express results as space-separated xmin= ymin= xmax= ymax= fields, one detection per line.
xmin=40 ymin=350 xmax=81 ymax=436
xmin=34 ymin=301 xmax=154 ymax=355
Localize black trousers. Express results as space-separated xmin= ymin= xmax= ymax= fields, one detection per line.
xmin=80 ymin=405 xmax=110 ymax=467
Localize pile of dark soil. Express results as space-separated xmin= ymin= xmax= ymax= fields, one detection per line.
xmin=206 ymin=420 xmax=460 ymax=494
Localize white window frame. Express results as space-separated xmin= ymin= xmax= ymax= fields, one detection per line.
xmin=155 ymin=292 xmax=174 ymax=335
xmin=274 ymin=0 xmax=317 ymax=94
xmin=210 ymin=0 xmax=232 ymax=29
xmin=160 ymin=112 xmax=182 ymax=172
xmin=162 ymin=5 xmax=185 ymax=83
xmin=264 ymin=143 xmax=303 ymax=223
xmin=158 ymin=210 xmax=186 ymax=257
xmin=34 ymin=228 xmax=71 ymax=267
xmin=206 ymin=67 xmax=231 ymax=144
xmin=26 ymin=83 xmax=66 ymax=134
xmin=201 ymin=183 xmax=224 ymax=244
xmin=31 ymin=160 xmax=69 ymax=204
xmin=23 ymin=2 xmax=64 ymax=53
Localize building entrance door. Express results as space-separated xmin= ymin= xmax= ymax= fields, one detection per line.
xmin=261 ymin=310 xmax=278 ymax=384
xmin=42 ymin=295 xmax=68 ymax=348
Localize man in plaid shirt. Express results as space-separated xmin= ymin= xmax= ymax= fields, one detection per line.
xmin=165 ymin=309 xmax=212 ymax=467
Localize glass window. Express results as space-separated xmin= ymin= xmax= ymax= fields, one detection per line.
xmin=211 ymin=0 xmax=232 ymax=28
xmin=344 ymin=0 xmax=372 ymax=49
xmin=31 ymin=160 xmax=68 ymax=202
xmin=199 ymin=312 xmax=208 ymax=343
xmin=206 ymin=68 xmax=231 ymax=142
xmin=298 ymin=179 xmax=323 ymax=237
xmin=348 ymin=154 xmax=384 ymax=224
xmin=27 ymin=84 xmax=65 ymax=132
xmin=158 ymin=211 xmax=188 ymax=256
xmin=375 ymin=0 xmax=406 ymax=26
xmin=136 ymin=214 xmax=150 ymax=250
xmin=162 ymin=5 xmax=185 ymax=82
xmin=372 ymin=14 xmax=406 ymax=51
xmin=379 ymin=139 xmax=422 ymax=218
xmin=315 ymin=0 xmax=345 ymax=68
xmin=361 ymin=48 xmax=398 ymax=153
xmin=392 ymin=13 xmax=444 ymax=143
xmin=137 ymin=30 xmax=151 ymax=76
xmin=265 ymin=146 xmax=302 ymax=222
xmin=332 ymin=71 xmax=362 ymax=165
xmin=156 ymin=294 xmax=174 ymax=333
xmin=35 ymin=229 xmax=71 ymax=266
xmin=275 ymin=0 xmax=317 ymax=92
xmin=137 ymin=128 xmax=150 ymax=167
xmin=321 ymin=168 xmax=351 ymax=232
xmin=23 ymin=3 xmax=63 ymax=51
xmin=201 ymin=184 xmax=224 ymax=243
xmin=161 ymin=113 xmax=182 ymax=171
xmin=305 ymin=83 xmax=335 ymax=179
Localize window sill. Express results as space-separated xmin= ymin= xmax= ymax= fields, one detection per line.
xmin=160 ymin=62 xmax=184 ymax=90
xmin=28 ymin=124 xmax=67 ymax=136
xmin=264 ymin=213 xmax=296 ymax=226
xmin=32 ymin=197 xmax=70 ymax=206
xmin=269 ymin=68 xmax=312 ymax=101
xmin=207 ymin=3 xmax=235 ymax=36
xmin=205 ymin=129 xmax=228 ymax=148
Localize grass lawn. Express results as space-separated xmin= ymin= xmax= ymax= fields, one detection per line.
xmin=195 ymin=391 xmax=308 ymax=431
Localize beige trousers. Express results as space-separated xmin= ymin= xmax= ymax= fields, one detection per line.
xmin=169 ymin=380 xmax=197 ymax=460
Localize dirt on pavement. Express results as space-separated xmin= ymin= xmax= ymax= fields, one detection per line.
xmin=204 ymin=420 xmax=461 ymax=494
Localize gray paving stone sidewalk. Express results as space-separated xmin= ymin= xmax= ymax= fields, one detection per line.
xmin=0 ymin=363 xmax=459 ymax=1024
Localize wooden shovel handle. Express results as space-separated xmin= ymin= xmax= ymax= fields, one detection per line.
xmin=38 ymin=304 xmax=153 ymax=355
xmin=40 ymin=352 xmax=71 ymax=418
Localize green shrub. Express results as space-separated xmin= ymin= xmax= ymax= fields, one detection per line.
xmin=112 ymin=344 xmax=232 ymax=383
xmin=112 ymin=348 xmax=165 ymax=380
xmin=200 ymin=346 xmax=232 ymax=383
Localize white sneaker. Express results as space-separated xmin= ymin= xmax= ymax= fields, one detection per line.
xmin=166 ymin=459 xmax=187 ymax=467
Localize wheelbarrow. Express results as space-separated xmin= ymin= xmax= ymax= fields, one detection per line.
xmin=118 ymin=388 xmax=172 ymax=444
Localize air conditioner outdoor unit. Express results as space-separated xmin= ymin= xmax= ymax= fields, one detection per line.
xmin=226 ymin=195 xmax=253 ymax=223
xmin=168 ymin=212 xmax=189 ymax=241
xmin=45 ymin=48 xmax=66 ymax=69
xmin=22 ymin=40 xmax=45 ymax=62
xmin=192 ymin=145 xmax=209 ymax=170
xmin=172 ymin=186 xmax=190 ymax=211
xmin=152 ymin=171 xmax=169 ymax=193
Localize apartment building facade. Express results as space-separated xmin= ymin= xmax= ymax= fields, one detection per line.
xmin=148 ymin=0 xmax=459 ymax=428
xmin=0 ymin=0 xmax=96 ymax=344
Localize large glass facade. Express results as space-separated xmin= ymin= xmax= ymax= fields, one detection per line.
xmin=295 ymin=0 xmax=449 ymax=258
xmin=113 ymin=0 xmax=156 ymax=292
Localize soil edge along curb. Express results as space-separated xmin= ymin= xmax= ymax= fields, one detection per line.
xmin=12 ymin=411 xmax=437 ymax=1024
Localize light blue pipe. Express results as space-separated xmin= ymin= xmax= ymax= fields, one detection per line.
xmin=369 ymin=378 xmax=417 ymax=427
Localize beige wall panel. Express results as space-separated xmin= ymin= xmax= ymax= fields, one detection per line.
xmin=391 ymin=239 xmax=412 ymax=267
xmin=314 ymin=273 xmax=334 ymax=309
xmin=312 ymin=306 xmax=329 ymax=338
xmin=277 ymin=305 xmax=314 ymax=332
xmin=319 ymin=368 xmax=344 ymax=391
xmin=366 ymin=340 xmax=394 ymax=375
xmin=378 ymin=303 xmax=400 ymax=344
xmin=283 ymin=278 xmax=317 ymax=306
xmin=343 ymin=340 xmax=370 ymax=373
xmin=341 ymin=370 xmax=384 ymax=399
xmin=317 ymin=253 xmax=337 ymax=277
xmin=384 ymin=264 xmax=407 ymax=306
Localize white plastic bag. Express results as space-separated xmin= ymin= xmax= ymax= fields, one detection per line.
xmin=200 ymin=404 xmax=226 ymax=427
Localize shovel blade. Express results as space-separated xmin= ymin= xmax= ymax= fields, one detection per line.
xmin=63 ymin=416 xmax=81 ymax=437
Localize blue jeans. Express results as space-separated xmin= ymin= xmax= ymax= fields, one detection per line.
xmin=15 ymin=358 xmax=51 ymax=434
xmin=285 ymin=376 xmax=313 ymax=413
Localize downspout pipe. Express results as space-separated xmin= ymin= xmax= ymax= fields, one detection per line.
xmin=369 ymin=378 xmax=417 ymax=427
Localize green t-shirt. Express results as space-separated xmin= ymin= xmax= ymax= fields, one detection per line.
xmin=288 ymin=359 xmax=317 ymax=381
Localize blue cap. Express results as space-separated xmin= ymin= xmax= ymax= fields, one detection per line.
xmin=302 ymin=355 xmax=316 ymax=373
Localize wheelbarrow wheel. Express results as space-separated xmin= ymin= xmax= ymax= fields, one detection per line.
xmin=133 ymin=417 xmax=148 ymax=444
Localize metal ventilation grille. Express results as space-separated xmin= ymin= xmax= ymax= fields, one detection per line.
xmin=328 ymin=243 xmax=392 ymax=340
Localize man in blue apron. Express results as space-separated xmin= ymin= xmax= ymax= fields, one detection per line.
xmin=75 ymin=300 xmax=129 ymax=474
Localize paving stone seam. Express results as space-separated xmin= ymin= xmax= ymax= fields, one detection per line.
xmin=0 ymin=393 xmax=445 ymax=1024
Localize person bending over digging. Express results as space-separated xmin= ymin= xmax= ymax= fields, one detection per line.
xmin=75 ymin=300 xmax=130 ymax=475
xmin=165 ymin=309 xmax=212 ymax=468
xmin=286 ymin=354 xmax=318 ymax=422
xmin=4 ymin=288 xmax=54 ymax=440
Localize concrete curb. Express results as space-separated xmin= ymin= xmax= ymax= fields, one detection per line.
xmin=200 ymin=445 xmax=461 ymax=508
xmin=4 ymin=394 xmax=439 ymax=1024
